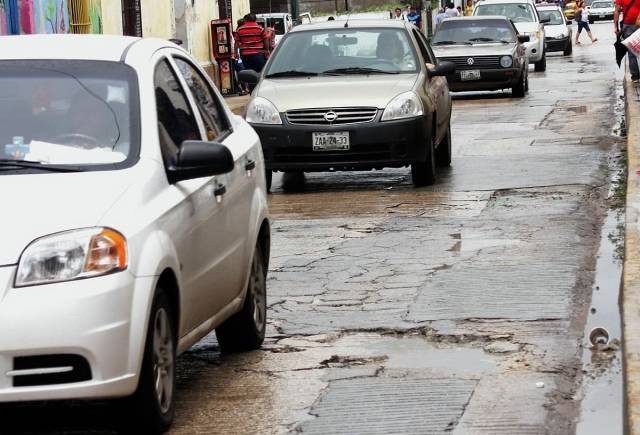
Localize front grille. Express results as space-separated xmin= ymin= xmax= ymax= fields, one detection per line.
xmin=270 ymin=142 xmax=409 ymax=164
xmin=286 ymin=107 xmax=378 ymax=126
xmin=11 ymin=354 xmax=92 ymax=387
xmin=442 ymin=55 xmax=502 ymax=70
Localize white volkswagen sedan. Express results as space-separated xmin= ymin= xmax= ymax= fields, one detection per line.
xmin=0 ymin=35 xmax=270 ymax=433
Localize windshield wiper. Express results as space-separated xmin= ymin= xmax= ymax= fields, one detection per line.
xmin=265 ymin=70 xmax=318 ymax=78
xmin=322 ymin=67 xmax=400 ymax=75
xmin=468 ymin=37 xmax=511 ymax=43
xmin=433 ymin=40 xmax=473 ymax=45
xmin=0 ymin=159 xmax=84 ymax=172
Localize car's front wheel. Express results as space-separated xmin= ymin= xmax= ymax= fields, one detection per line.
xmin=123 ymin=288 xmax=176 ymax=434
xmin=265 ymin=170 xmax=273 ymax=192
xmin=564 ymin=40 xmax=573 ymax=55
xmin=435 ymin=125 xmax=452 ymax=167
xmin=216 ymin=245 xmax=267 ymax=352
xmin=534 ymin=53 xmax=546 ymax=72
xmin=512 ymin=69 xmax=527 ymax=98
xmin=411 ymin=134 xmax=436 ymax=186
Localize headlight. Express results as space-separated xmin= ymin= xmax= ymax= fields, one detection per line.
xmin=245 ymin=97 xmax=282 ymax=125
xmin=381 ymin=91 xmax=423 ymax=121
xmin=16 ymin=227 xmax=127 ymax=287
xmin=500 ymin=56 xmax=513 ymax=68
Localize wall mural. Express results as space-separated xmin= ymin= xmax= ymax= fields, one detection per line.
xmin=0 ymin=0 xmax=102 ymax=35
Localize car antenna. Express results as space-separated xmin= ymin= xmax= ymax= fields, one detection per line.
xmin=344 ymin=12 xmax=351 ymax=27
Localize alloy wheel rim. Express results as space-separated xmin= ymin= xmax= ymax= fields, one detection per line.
xmin=153 ymin=307 xmax=174 ymax=414
xmin=250 ymin=255 xmax=267 ymax=332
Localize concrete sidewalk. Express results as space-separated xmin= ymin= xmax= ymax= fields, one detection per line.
xmin=624 ymin=69 xmax=640 ymax=434
xmin=225 ymin=94 xmax=250 ymax=115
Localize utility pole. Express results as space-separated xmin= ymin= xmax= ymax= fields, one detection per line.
xmin=291 ymin=0 xmax=299 ymax=21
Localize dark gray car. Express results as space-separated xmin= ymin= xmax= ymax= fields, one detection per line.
xmin=431 ymin=16 xmax=530 ymax=97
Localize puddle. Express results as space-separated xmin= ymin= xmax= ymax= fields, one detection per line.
xmin=576 ymin=210 xmax=624 ymax=435
xmin=327 ymin=333 xmax=497 ymax=376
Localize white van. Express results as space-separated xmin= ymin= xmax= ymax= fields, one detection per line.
xmin=256 ymin=13 xmax=294 ymax=45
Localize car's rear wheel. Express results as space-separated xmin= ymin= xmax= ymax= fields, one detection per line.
xmin=411 ymin=135 xmax=436 ymax=186
xmin=122 ymin=288 xmax=176 ymax=434
xmin=435 ymin=125 xmax=452 ymax=167
xmin=512 ymin=69 xmax=527 ymax=98
xmin=534 ymin=53 xmax=546 ymax=72
xmin=216 ymin=245 xmax=267 ymax=352
xmin=564 ymin=40 xmax=573 ymax=55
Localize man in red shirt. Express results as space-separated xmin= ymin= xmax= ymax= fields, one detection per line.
xmin=615 ymin=0 xmax=640 ymax=81
xmin=236 ymin=13 xmax=270 ymax=73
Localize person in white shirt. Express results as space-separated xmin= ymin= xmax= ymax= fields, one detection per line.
xmin=393 ymin=7 xmax=406 ymax=20
xmin=445 ymin=2 xmax=460 ymax=17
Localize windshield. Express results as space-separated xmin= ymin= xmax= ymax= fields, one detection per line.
xmin=474 ymin=3 xmax=537 ymax=22
xmin=267 ymin=17 xmax=286 ymax=34
xmin=265 ymin=28 xmax=419 ymax=75
xmin=591 ymin=1 xmax=612 ymax=7
xmin=432 ymin=19 xmax=517 ymax=44
xmin=0 ymin=60 xmax=138 ymax=169
xmin=537 ymin=9 xmax=564 ymax=24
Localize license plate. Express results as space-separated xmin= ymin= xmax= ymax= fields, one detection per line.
xmin=312 ymin=132 xmax=350 ymax=151
xmin=461 ymin=70 xmax=481 ymax=81
xmin=600 ymin=14 xmax=606 ymax=17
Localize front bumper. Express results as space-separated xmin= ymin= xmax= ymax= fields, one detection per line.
xmin=589 ymin=13 xmax=614 ymax=20
xmin=545 ymin=36 xmax=570 ymax=52
xmin=251 ymin=115 xmax=430 ymax=171
xmin=447 ymin=68 xmax=522 ymax=92
xmin=524 ymin=37 xmax=544 ymax=62
xmin=0 ymin=266 xmax=152 ymax=402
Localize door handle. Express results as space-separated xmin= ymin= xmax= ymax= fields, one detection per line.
xmin=245 ymin=159 xmax=256 ymax=171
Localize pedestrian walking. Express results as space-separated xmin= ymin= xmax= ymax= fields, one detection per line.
xmin=407 ymin=6 xmax=422 ymax=28
xmin=575 ymin=1 xmax=598 ymax=44
xmin=464 ymin=0 xmax=474 ymax=16
xmin=236 ymin=13 xmax=271 ymax=74
xmin=445 ymin=2 xmax=461 ymax=17
xmin=615 ymin=0 xmax=640 ymax=81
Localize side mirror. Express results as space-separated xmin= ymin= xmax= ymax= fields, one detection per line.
xmin=168 ymin=141 xmax=234 ymax=183
xmin=238 ymin=69 xmax=261 ymax=85
xmin=518 ymin=34 xmax=531 ymax=43
xmin=427 ymin=61 xmax=456 ymax=77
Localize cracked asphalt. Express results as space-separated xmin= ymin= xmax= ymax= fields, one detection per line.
xmin=1 ymin=23 xmax=625 ymax=435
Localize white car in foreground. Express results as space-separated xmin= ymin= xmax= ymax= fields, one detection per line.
xmin=0 ymin=35 xmax=270 ymax=433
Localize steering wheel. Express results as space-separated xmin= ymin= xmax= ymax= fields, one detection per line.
xmin=52 ymin=133 xmax=101 ymax=149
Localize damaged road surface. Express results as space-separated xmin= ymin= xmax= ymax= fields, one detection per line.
xmin=2 ymin=24 xmax=625 ymax=435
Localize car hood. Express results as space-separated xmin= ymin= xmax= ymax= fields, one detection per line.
xmin=514 ymin=22 xmax=541 ymax=33
xmin=256 ymin=74 xmax=419 ymax=111
xmin=0 ymin=169 xmax=136 ymax=266
xmin=590 ymin=6 xmax=614 ymax=12
xmin=433 ymin=43 xmax=515 ymax=57
xmin=544 ymin=24 xmax=569 ymax=37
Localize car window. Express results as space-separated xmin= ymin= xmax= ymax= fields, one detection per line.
xmin=154 ymin=59 xmax=201 ymax=165
xmin=433 ymin=19 xmax=517 ymax=44
xmin=475 ymin=3 xmax=537 ymax=22
xmin=412 ymin=29 xmax=435 ymax=64
xmin=173 ymin=57 xmax=228 ymax=142
xmin=265 ymin=28 xmax=419 ymax=75
xmin=591 ymin=1 xmax=613 ymax=7
xmin=537 ymin=9 xmax=564 ymax=24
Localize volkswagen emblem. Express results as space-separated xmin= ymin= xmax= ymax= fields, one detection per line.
xmin=467 ymin=57 xmax=475 ymax=66
xmin=324 ymin=111 xmax=338 ymax=122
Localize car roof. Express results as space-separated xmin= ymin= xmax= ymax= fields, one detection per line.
xmin=477 ymin=0 xmax=535 ymax=4
xmin=0 ymin=35 xmax=171 ymax=62
xmin=442 ymin=15 xmax=512 ymax=20
xmin=536 ymin=4 xmax=563 ymax=9
xmin=289 ymin=19 xmax=410 ymax=33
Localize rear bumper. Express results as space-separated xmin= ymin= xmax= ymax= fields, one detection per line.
xmin=447 ymin=68 xmax=522 ymax=92
xmin=251 ymin=115 xmax=431 ymax=172
xmin=545 ymin=36 xmax=570 ymax=52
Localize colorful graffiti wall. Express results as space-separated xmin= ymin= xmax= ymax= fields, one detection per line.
xmin=0 ymin=0 xmax=102 ymax=35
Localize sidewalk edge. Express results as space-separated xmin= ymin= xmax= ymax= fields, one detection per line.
xmin=624 ymin=69 xmax=640 ymax=435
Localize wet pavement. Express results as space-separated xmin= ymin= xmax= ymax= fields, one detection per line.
xmin=1 ymin=22 xmax=626 ymax=435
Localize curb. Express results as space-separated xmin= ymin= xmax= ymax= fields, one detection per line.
xmin=624 ymin=67 xmax=640 ymax=434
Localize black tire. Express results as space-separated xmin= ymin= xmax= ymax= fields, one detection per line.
xmin=564 ymin=40 xmax=573 ymax=55
xmin=265 ymin=170 xmax=272 ymax=192
xmin=524 ymin=69 xmax=529 ymax=92
xmin=216 ymin=246 xmax=267 ymax=352
xmin=512 ymin=69 xmax=527 ymax=98
xmin=534 ymin=53 xmax=546 ymax=72
xmin=435 ymin=125 xmax=452 ymax=167
xmin=411 ymin=134 xmax=436 ymax=186
xmin=123 ymin=289 xmax=176 ymax=434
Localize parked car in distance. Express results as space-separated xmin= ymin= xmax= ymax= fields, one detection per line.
xmin=240 ymin=20 xmax=455 ymax=189
xmin=587 ymin=0 xmax=614 ymax=22
xmin=0 ymin=34 xmax=271 ymax=434
xmin=474 ymin=0 xmax=549 ymax=71
xmin=432 ymin=16 xmax=530 ymax=97
xmin=537 ymin=4 xmax=572 ymax=55
xmin=257 ymin=13 xmax=293 ymax=45
xmin=564 ymin=1 xmax=577 ymax=20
